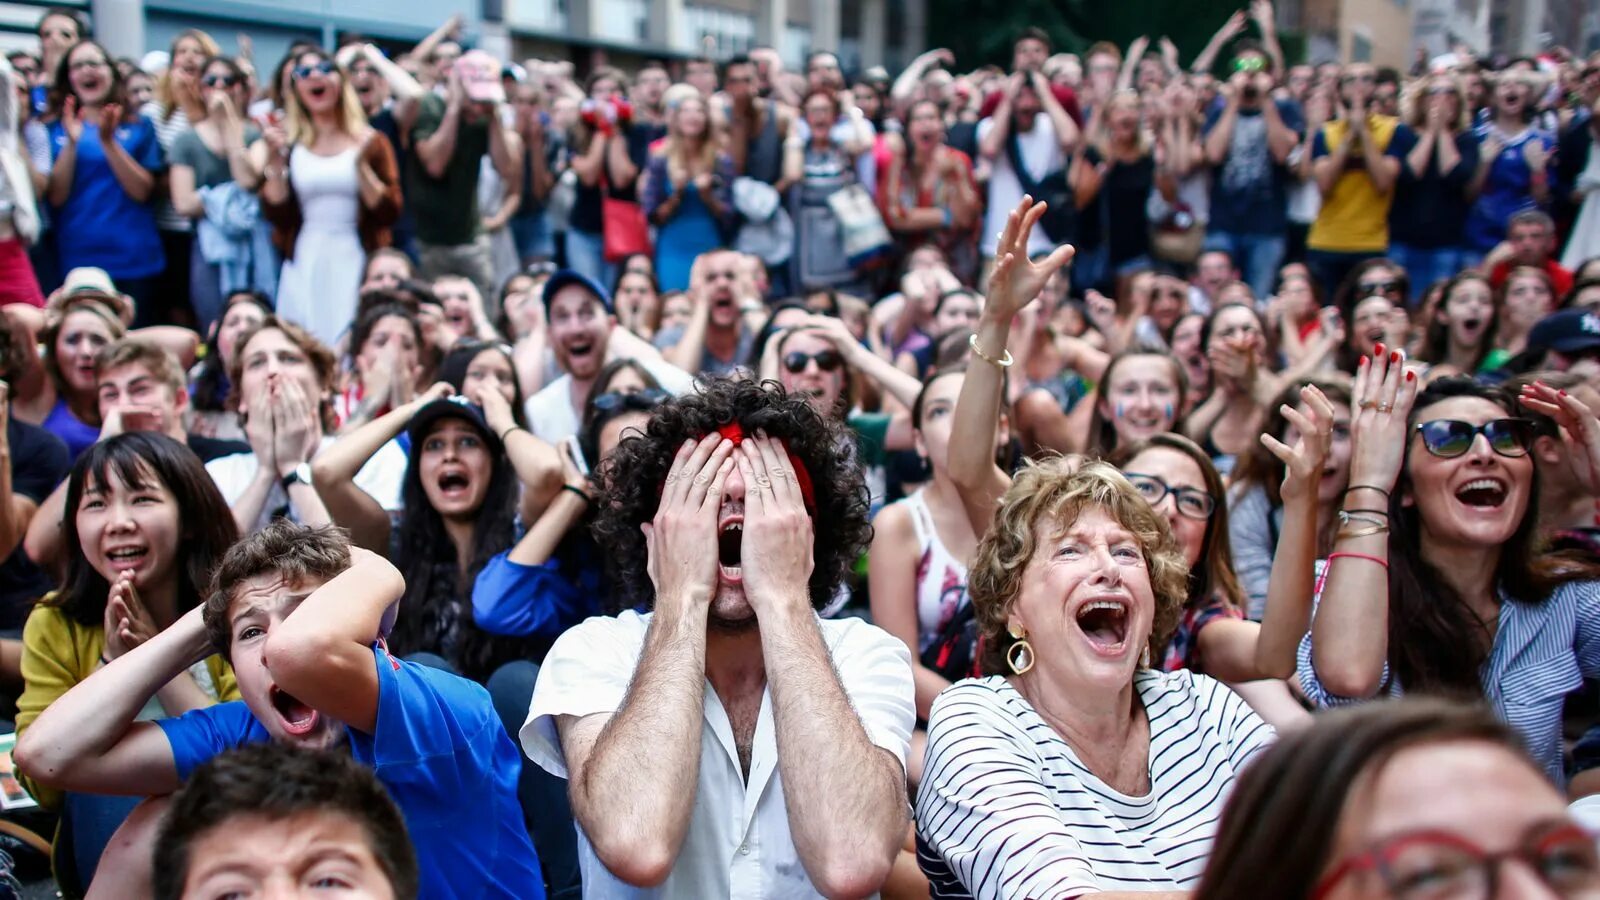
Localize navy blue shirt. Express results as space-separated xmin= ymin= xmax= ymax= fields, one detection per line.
xmin=1387 ymin=128 xmax=1480 ymax=249
xmin=1203 ymin=99 xmax=1304 ymax=236
xmin=158 ymin=646 xmax=545 ymax=898
xmin=47 ymin=115 xmax=165 ymax=279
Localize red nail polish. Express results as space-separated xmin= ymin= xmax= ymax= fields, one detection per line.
xmin=1406 ymin=370 xmax=1415 ymax=382
xmin=1375 ymin=343 xmax=1385 ymax=354
xmin=1561 ymin=389 xmax=1569 ymax=397
xmin=1360 ymin=355 xmax=1369 ymax=366
xmin=1390 ymin=351 xmax=1401 ymax=363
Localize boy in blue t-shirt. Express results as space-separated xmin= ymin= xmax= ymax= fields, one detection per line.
xmin=15 ymin=521 xmax=544 ymax=899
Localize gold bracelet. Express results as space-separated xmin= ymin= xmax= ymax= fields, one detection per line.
xmin=1336 ymin=522 xmax=1390 ymax=541
xmin=968 ymin=333 xmax=1014 ymax=368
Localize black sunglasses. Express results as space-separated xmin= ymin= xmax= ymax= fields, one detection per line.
xmin=203 ymin=73 xmax=239 ymax=88
xmin=591 ymin=388 xmax=669 ymax=413
xmin=783 ymin=350 xmax=843 ymax=374
xmin=293 ymin=60 xmax=337 ymax=80
xmin=1358 ymin=279 xmax=1401 ymax=295
xmin=1414 ymin=418 xmax=1536 ymax=459
xmin=1124 ymin=473 xmax=1216 ymax=520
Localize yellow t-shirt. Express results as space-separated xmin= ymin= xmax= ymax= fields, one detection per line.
xmin=1307 ymin=115 xmax=1402 ymax=253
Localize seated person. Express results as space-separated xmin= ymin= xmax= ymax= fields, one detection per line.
xmin=153 ymin=742 xmax=418 ymax=900
xmin=0 ymin=311 xmax=69 ymax=634
xmin=14 ymin=521 xmax=546 ymax=897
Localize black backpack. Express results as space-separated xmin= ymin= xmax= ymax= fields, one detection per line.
xmin=1004 ymin=132 xmax=1076 ymax=245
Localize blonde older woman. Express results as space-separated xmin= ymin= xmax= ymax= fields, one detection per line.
xmin=915 ymin=458 xmax=1274 ymax=899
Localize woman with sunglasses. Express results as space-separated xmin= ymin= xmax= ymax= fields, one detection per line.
xmin=170 ymin=55 xmax=268 ymax=332
xmin=1387 ymin=74 xmax=1478 ymax=307
xmin=1413 ymin=270 xmax=1499 ymax=378
xmin=45 ymin=40 xmax=165 ymax=316
xmin=1194 ymin=698 xmax=1600 ymax=900
xmin=249 ymin=48 xmax=401 ymax=348
xmin=1299 ymin=351 xmax=1600 ymax=782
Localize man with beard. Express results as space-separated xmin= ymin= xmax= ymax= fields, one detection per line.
xmin=521 ymin=377 xmax=914 ymax=897
xmin=656 ymin=249 xmax=760 ymax=377
xmin=522 ymin=270 xmax=693 ymax=446
xmin=15 ymin=521 xmax=544 ymax=897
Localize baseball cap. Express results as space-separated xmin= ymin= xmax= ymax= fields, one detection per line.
xmin=406 ymin=396 xmax=503 ymax=455
xmin=456 ymin=50 xmax=506 ymax=104
xmin=541 ymin=269 xmax=613 ymax=316
xmin=1528 ymin=308 xmax=1600 ymax=355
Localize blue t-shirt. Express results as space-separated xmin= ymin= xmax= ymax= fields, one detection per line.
xmin=47 ymin=115 xmax=166 ymax=279
xmin=1203 ymin=99 xmax=1304 ymax=236
xmin=472 ymin=537 xmax=604 ymax=639
xmin=158 ymin=647 xmax=545 ymax=899
xmin=1387 ymin=127 xmax=1480 ymax=249
xmin=1465 ymin=125 xmax=1555 ymax=253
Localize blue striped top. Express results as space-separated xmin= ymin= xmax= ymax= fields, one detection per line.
xmin=1297 ymin=578 xmax=1600 ymax=783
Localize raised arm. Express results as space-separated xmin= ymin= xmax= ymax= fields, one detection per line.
xmin=1255 ymin=385 xmax=1335 ymax=678
xmin=415 ymin=76 xmax=466 ymax=180
xmin=1192 ymin=11 xmax=1247 ymax=76
xmin=1309 ymin=347 xmax=1417 ymax=697
xmin=559 ymin=435 xmax=735 ymax=885
xmin=312 ymin=385 xmax=449 ymax=553
xmin=96 ymin=106 xmax=155 ymax=203
xmin=13 ymin=604 xmax=211 ymax=798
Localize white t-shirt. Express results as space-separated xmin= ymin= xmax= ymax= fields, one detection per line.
xmin=977 ymin=114 xmax=1065 ymax=259
xmin=916 ymin=670 xmax=1273 ymax=899
xmin=522 ymin=609 xmax=915 ymax=899
xmin=205 ymin=436 xmax=407 ymax=534
xmin=522 ymin=356 xmax=697 ymax=448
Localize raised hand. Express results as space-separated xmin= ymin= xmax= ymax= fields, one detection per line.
xmin=1261 ymin=384 xmax=1337 ymax=502
xmin=1519 ymin=380 xmax=1600 ymax=494
xmin=102 ymin=572 xmax=159 ymax=660
xmin=641 ymin=434 xmax=736 ymax=617
xmin=737 ymin=434 xmax=814 ymax=619
xmin=243 ymin=377 xmax=277 ymax=473
xmin=474 ymin=380 xmax=517 ymax=438
xmin=96 ymin=104 xmax=122 ymax=144
xmin=61 ymin=96 xmax=82 ymax=143
xmin=1348 ymin=343 xmax=1420 ymax=495
xmin=270 ymin=378 xmax=320 ymax=476
xmin=986 ymin=196 xmax=1076 ymax=323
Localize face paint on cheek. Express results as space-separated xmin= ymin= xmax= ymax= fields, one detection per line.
xmin=1114 ymin=402 xmax=1126 ymax=421
xmin=1164 ymin=403 xmax=1174 ymax=422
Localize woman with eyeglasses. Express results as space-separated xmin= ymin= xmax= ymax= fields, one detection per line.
xmin=44 ymin=40 xmax=165 ymax=315
xmin=1298 ymin=356 xmax=1600 ymax=783
xmin=169 ymin=55 xmax=268 ymax=332
xmin=1193 ymin=698 xmax=1600 ymax=900
xmin=249 ymin=48 xmax=402 ymax=348
xmin=1413 ymin=271 xmax=1499 ymax=379
xmin=1387 ymin=74 xmax=1478 ymax=307
xmin=1467 ymin=72 xmax=1554 ymax=258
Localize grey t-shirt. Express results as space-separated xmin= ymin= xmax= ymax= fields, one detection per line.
xmin=653 ymin=325 xmax=755 ymax=378
xmin=169 ymin=125 xmax=261 ymax=189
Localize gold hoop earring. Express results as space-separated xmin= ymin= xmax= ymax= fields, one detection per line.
xmin=1006 ymin=622 xmax=1034 ymax=675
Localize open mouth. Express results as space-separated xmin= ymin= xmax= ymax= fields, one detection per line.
xmin=436 ymin=470 xmax=471 ymax=498
xmin=104 ymin=545 xmax=148 ymax=571
xmin=1455 ymin=478 xmax=1508 ymax=508
xmin=1076 ymin=598 xmax=1130 ymax=654
xmin=565 ymin=339 xmax=595 ymax=361
xmin=1460 ymin=317 xmax=1483 ymax=336
xmin=1363 ymin=327 xmax=1386 ymax=344
xmin=269 ymin=685 xmax=319 ymax=735
xmin=306 ymin=83 xmax=329 ymax=102
xmin=718 ymin=516 xmax=743 ymax=583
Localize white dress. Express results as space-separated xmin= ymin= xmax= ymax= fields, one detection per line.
xmin=275 ymin=145 xmax=364 ymax=347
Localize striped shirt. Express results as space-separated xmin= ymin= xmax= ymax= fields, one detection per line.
xmin=1297 ymin=578 xmax=1600 ymax=783
xmin=141 ymin=102 xmax=190 ymax=232
xmin=915 ymin=670 xmax=1273 ymax=899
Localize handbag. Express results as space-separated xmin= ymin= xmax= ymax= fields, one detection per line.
xmin=1005 ymin=133 xmax=1075 ymax=244
xmin=600 ymin=173 xmax=650 ymax=263
xmin=826 ymin=183 xmax=893 ymax=269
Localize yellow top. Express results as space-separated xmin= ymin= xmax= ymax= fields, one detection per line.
xmin=1307 ymin=115 xmax=1402 ymax=254
xmin=15 ymin=599 xmax=239 ymax=810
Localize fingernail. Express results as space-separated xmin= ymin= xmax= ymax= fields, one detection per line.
xmin=1390 ymin=351 xmax=1401 ymax=363
xmin=1360 ymin=355 xmax=1368 ymax=366
xmin=1375 ymin=343 xmax=1385 ymax=354
xmin=1406 ymin=371 xmax=1415 ymax=382
xmin=1561 ymin=389 xmax=1569 ymax=397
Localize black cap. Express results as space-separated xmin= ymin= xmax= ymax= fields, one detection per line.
xmin=406 ymin=397 xmax=502 ymax=454
xmin=541 ymin=269 xmax=613 ymax=316
xmin=1528 ymin=308 xmax=1600 ymax=355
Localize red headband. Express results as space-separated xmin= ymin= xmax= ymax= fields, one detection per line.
xmin=715 ymin=422 xmax=816 ymax=510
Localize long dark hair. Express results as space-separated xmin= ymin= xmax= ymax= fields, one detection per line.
xmin=1414 ymin=271 xmax=1497 ymax=370
xmin=438 ymin=341 xmax=527 ymax=429
xmin=53 ymin=433 xmax=239 ymax=628
xmin=580 ymin=358 xmax=664 ymax=468
xmin=1193 ymin=698 xmax=1526 ymax=900
xmin=1230 ymin=377 xmax=1354 ymax=509
xmin=190 ymin=291 xmax=272 ymax=414
xmin=48 ymin=39 xmax=127 ymax=119
xmin=1388 ymin=377 xmax=1600 ymax=694
xmin=384 ymin=412 xmax=526 ymax=682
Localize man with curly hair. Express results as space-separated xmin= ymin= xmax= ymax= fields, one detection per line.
xmin=521 ymin=377 xmax=916 ymax=898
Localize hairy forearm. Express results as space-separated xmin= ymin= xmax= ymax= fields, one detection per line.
xmin=762 ymin=607 xmax=906 ymax=895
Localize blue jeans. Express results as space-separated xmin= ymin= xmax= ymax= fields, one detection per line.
xmin=510 ymin=212 xmax=556 ymax=263
xmin=1388 ymin=243 xmax=1471 ymax=307
xmin=1205 ymin=231 xmax=1288 ymax=301
xmin=61 ymin=791 xmax=142 ymax=889
xmin=487 ymin=661 xmax=581 ymax=900
xmin=563 ymin=229 xmax=614 ymax=289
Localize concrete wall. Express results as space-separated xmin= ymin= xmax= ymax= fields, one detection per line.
xmin=1341 ymin=0 xmax=1417 ymax=66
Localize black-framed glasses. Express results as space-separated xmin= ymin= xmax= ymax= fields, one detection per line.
xmin=1414 ymin=418 xmax=1536 ymax=459
xmin=1311 ymin=824 xmax=1600 ymax=900
xmin=202 ymin=74 xmax=239 ymax=88
xmin=68 ymin=58 xmax=108 ymax=72
xmin=1123 ymin=473 xmax=1216 ymax=520
xmin=292 ymin=60 xmax=337 ymax=80
xmin=783 ymin=350 xmax=843 ymax=374
xmin=590 ymin=388 xmax=669 ymax=413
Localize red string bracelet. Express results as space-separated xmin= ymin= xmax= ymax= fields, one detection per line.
xmin=1315 ymin=552 xmax=1389 ymax=596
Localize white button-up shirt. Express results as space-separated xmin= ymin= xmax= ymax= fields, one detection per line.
xmin=522 ymin=609 xmax=916 ymax=899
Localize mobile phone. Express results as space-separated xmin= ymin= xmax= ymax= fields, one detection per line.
xmin=562 ymin=434 xmax=590 ymax=477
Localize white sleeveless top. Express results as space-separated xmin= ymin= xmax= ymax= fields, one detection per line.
xmin=905 ymin=489 xmax=969 ymax=653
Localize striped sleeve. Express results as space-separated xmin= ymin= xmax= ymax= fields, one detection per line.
xmin=916 ymin=684 xmax=1095 ymax=900
xmin=1295 ymin=586 xmax=1398 ymax=708
xmin=1570 ymin=581 xmax=1600 ymax=679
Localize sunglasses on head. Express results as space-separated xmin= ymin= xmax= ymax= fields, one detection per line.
xmin=293 ymin=60 xmax=337 ymax=80
xmin=1414 ymin=418 xmax=1536 ymax=458
xmin=1234 ymin=56 xmax=1267 ymax=73
xmin=591 ymin=387 xmax=669 ymax=413
xmin=783 ymin=350 xmax=843 ymax=374
xmin=203 ymin=73 xmax=239 ymax=88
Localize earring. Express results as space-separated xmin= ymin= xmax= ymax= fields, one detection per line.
xmin=1140 ymin=645 xmax=1152 ymax=669
xmin=1006 ymin=622 xmax=1035 ymax=675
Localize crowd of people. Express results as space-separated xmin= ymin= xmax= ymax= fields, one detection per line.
xmin=5 ymin=2 xmax=1600 ymax=897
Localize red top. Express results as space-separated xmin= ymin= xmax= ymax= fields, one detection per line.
xmin=1488 ymin=258 xmax=1574 ymax=296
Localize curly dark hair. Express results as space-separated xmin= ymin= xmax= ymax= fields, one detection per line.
xmin=590 ymin=377 xmax=871 ymax=614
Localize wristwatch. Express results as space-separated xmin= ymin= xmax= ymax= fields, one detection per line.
xmin=281 ymin=462 xmax=313 ymax=490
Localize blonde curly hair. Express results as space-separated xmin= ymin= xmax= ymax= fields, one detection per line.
xmin=968 ymin=458 xmax=1189 ymax=676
